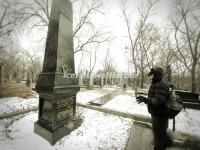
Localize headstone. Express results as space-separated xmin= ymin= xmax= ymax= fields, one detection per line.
xmin=34 ymin=0 xmax=82 ymax=145
xmin=119 ymin=73 xmax=123 ymax=85
xmin=87 ymin=73 xmax=94 ymax=89
xmin=0 ymin=63 xmax=4 ymax=85
xmin=78 ymin=73 xmax=83 ymax=87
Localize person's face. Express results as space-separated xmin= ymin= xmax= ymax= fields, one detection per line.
xmin=147 ymin=74 xmax=154 ymax=80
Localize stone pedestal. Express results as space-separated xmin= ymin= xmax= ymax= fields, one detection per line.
xmin=34 ymin=0 xmax=82 ymax=145
xmin=34 ymin=117 xmax=82 ymax=145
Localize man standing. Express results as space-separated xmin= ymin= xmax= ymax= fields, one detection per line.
xmin=137 ymin=67 xmax=172 ymax=150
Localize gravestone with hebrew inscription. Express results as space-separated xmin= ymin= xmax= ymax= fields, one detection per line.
xmin=34 ymin=0 xmax=82 ymax=145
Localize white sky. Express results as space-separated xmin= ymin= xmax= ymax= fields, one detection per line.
xmin=74 ymin=0 xmax=170 ymax=73
xmin=19 ymin=0 xmax=171 ymax=73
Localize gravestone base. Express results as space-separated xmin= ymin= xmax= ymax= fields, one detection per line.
xmin=34 ymin=117 xmax=83 ymax=145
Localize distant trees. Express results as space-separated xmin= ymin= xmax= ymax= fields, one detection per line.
xmin=102 ymin=49 xmax=116 ymax=85
xmin=16 ymin=0 xmax=110 ymax=79
xmin=0 ymin=0 xmax=23 ymax=81
xmin=2 ymin=47 xmax=20 ymax=80
xmin=170 ymin=0 xmax=200 ymax=92
xmin=1 ymin=0 xmax=199 ymax=92
xmin=20 ymin=48 xmax=42 ymax=82
xmin=0 ymin=0 xmax=110 ymax=84
xmin=120 ymin=0 xmax=200 ymax=92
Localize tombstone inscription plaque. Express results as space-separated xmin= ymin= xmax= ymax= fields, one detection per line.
xmin=34 ymin=0 xmax=82 ymax=145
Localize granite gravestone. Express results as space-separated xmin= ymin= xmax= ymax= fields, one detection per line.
xmin=34 ymin=0 xmax=82 ymax=145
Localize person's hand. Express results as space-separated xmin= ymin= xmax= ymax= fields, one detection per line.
xmin=136 ymin=96 xmax=147 ymax=104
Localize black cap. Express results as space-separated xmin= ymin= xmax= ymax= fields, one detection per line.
xmin=148 ymin=67 xmax=163 ymax=77
xmin=148 ymin=68 xmax=155 ymax=76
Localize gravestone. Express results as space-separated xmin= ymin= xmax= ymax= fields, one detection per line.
xmin=78 ymin=73 xmax=83 ymax=87
xmin=0 ymin=63 xmax=4 ymax=85
xmin=100 ymin=73 xmax=104 ymax=87
xmin=34 ymin=0 xmax=82 ymax=145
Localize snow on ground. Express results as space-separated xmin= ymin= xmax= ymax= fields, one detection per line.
xmin=168 ymin=108 xmax=200 ymax=136
xmin=104 ymin=91 xmax=150 ymax=117
xmin=0 ymin=89 xmax=109 ymax=114
xmin=0 ymin=96 xmax=38 ymax=115
xmin=104 ymin=89 xmax=200 ymax=137
xmin=102 ymin=85 xmax=121 ymax=91
xmin=76 ymin=90 xmax=105 ymax=104
xmin=0 ymin=86 xmax=200 ymax=148
xmin=76 ymin=86 xmax=120 ymax=104
xmin=0 ymin=108 xmax=132 ymax=150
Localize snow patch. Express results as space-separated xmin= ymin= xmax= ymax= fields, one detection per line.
xmin=0 ymin=108 xmax=132 ymax=150
xmin=0 ymin=97 xmax=38 ymax=115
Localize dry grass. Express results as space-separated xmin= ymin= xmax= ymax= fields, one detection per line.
xmin=0 ymin=80 xmax=34 ymax=98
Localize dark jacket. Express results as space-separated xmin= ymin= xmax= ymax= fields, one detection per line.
xmin=147 ymin=67 xmax=170 ymax=116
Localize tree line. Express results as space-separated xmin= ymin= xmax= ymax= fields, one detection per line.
xmin=0 ymin=0 xmax=199 ymax=92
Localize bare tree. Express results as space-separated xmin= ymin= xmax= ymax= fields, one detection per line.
xmin=18 ymin=0 xmax=110 ymax=54
xmin=102 ymin=49 xmax=115 ymax=85
xmin=18 ymin=0 xmax=51 ymax=27
xmin=19 ymin=48 xmax=43 ymax=82
xmin=120 ymin=0 xmax=158 ymax=92
xmin=197 ymin=62 xmax=200 ymax=92
xmin=136 ymin=23 xmax=160 ymax=88
xmin=1 ymin=46 xmax=21 ymax=80
xmin=73 ymin=0 xmax=111 ymax=75
xmin=170 ymin=0 xmax=200 ymax=92
xmin=73 ymin=0 xmax=104 ymax=37
xmin=86 ymin=45 xmax=98 ymax=89
xmin=0 ymin=0 xmax=23 ymax=38
xmin=18 ymin=0 xmax=111 ymax=79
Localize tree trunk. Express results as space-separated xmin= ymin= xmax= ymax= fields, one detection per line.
xmin=191 ymin=65 xmax=196 ymax=93
xmin=134 ymin=73 xmax=139 ymax=97
xmin=79 ymin=74 xmax=83 ymax=87
xmin=140 ymin=70 xmax=144 ymax=88
xmin=0 ymin=65 xmax=4 ymax=85
xmin=100 ymin=76 xmax=104 ymax=88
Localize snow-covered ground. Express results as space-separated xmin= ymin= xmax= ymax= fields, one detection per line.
xmin=0 ymin=88 xmax=109 ymax=115
xmin=76 ymin=90 xmax=105 ymax=104
xmin=102 ymin=85 xmax=121 ymax=91
xmin=0 ymin=108 xmax=132 ymax=150
xmin=0 ymin=96 xmax=38 ymax=115
xmin=104 ymin=89 xmax=200 ymax=137
xmin=0 ymin=86 xmax=200 ymax=150
xmin=104 ymin=90 xmax=150 ymax=117
xmin=76 ymin=86 xmax=120 ymax=104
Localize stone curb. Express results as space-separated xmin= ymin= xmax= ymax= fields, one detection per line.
xmin=77 ymin=103 xmax=200 ymax=149
xmin=0 ymin=107 xmax=38 ymax=119
xmin=128 ymin=121 xmax=200 ymax=150
xmin=77 ymin=103 xmax=151 ymax=123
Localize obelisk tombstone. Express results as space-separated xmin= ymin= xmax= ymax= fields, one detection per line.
xmin=34 ymin=0 xmax=82 ymax=145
